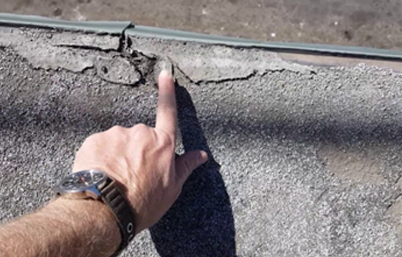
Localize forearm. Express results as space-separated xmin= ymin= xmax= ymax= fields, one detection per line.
xmin=0 ymin=70 xmax=207 ymax=257
xmin=0 ymin=197 xmax=121 ymax=257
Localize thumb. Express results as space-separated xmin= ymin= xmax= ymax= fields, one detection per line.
xmin=175 ymin=150 xmax=208 ymax=184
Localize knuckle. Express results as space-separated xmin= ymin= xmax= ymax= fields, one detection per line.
xmin=133 ymin=123 xmax=148 ymax=131
xmin=109 ymin=125 xmax=125 ymax=132
xmin=132 ymin=123 xmax=149 ymax=135
xmin=130 ymin=124 xmax=152 ymax=142
xmin=83 ymin=133 xmax=100 ymax=144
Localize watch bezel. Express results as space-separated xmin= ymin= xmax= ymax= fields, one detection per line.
xmin=53 ymin=170 xmax=108 ymax=199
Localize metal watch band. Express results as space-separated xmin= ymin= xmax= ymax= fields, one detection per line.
xmin=100 ymin=178 xmax=136 ymax=256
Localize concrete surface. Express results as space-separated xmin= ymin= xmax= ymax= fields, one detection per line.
xmin=2 ymin=27 xmax=402 ymax=256
xmin=2 ymin=0 xmax=402 ymax=50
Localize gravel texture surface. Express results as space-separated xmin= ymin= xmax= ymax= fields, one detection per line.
xmin=1 ymin=28 xmax=402 ymax=256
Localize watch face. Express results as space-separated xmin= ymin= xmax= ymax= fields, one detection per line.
xmin=59 ymin=170 xmax=107 ymax=192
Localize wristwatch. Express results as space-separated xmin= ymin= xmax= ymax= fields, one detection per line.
xmin=53 ymin=169 xmax=136 ymax=256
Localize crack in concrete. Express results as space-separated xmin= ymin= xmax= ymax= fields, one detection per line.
xmin=0 ymin=28 xmax=147 ymax=86
xmin=95 ymin=55 xmax=141 ymax=85
xmin=0 ymin=27 xmax=315 ymax=87
xmin=314 ymin=188 xmax=329 ymax=204
xmin=199 ymin=70 xmax=260 ymax=84
xmin=49 ymin=31 xmax=122 ymax=51
xmin=3 ymin=28 xmax=172 ymax=86
xmin=173 ymin=65 xmax=198 ymax=84
xmin=395 ymin=174 xmax=402 ymax=186
xmin=385 ymin=193 xmax=402 ymax=211
xmin=53 ymin=44 xmax=119 ymax=53
xmin=128 ymin=35 xmax=314 ymax=84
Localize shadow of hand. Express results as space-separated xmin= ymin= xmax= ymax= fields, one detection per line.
xmin=150 ymin=85 xmax=236 ymax=257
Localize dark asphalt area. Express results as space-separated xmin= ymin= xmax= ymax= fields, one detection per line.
xmin=2 ymin=0 xmax=402 ymax=49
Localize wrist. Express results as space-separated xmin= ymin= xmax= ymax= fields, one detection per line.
xmin=71 ymin=167 xmax=143 ymax=235
xmin=46 ymin=197 xmax=122 ymax=256
xmin=0 ymin=196 xmax=123 ymax=257
xmin=53 ymin=169 xmax=137 ymax=255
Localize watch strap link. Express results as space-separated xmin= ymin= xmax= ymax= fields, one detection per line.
xmin=100 ymin=178 xmax=136 ymax=256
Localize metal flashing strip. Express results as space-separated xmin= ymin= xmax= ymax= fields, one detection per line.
xmin=0 ymin=13 xmax=132 ymax=35
xmin=127 ymin=26 xmax=402 ymax=60
xmin=1 ymin=13 xmax=402 ymax=60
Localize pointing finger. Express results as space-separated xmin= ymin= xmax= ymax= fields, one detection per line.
xmin=156 ymin=70 xmax=177 ymax=137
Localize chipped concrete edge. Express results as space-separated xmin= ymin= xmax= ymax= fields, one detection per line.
xmin=2 ymin=13 xmax=402 ymax=61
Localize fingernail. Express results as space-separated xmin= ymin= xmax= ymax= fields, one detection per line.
xmin=198 ymin=151 xmax=208 ymax=165
xmin=160 ymin=69 xmax=172 ymax=78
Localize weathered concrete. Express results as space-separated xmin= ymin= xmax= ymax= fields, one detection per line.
xmin=0 ymin=28 xmax=139 ymax=83
xmin=129 ymin=36 xmax=312 ymax=83
xmin=1 ymin=28 xmax=402 ymax=256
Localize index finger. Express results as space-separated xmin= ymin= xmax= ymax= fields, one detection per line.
xmin=156 ymin=70 xmax=177 ymax=137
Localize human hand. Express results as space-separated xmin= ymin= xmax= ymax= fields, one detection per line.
xmin=72 ymin=70 xmax=208 ymax=234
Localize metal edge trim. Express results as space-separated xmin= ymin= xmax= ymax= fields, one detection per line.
xmin=126 ymin=25 xmax=402 ymax=61
xmin=0 ymin=13 xmax=133 ymax=35
xmin=1 ymin=13 xmax=402 ymax=60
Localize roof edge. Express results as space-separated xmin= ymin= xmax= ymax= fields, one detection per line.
xmin=0 ymin=13 xmax=133 ymax=35
xmin=1 ymin=13 xmax=402 ymax=61
xmin=127 ymin=26 xmax=402 ymax=61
